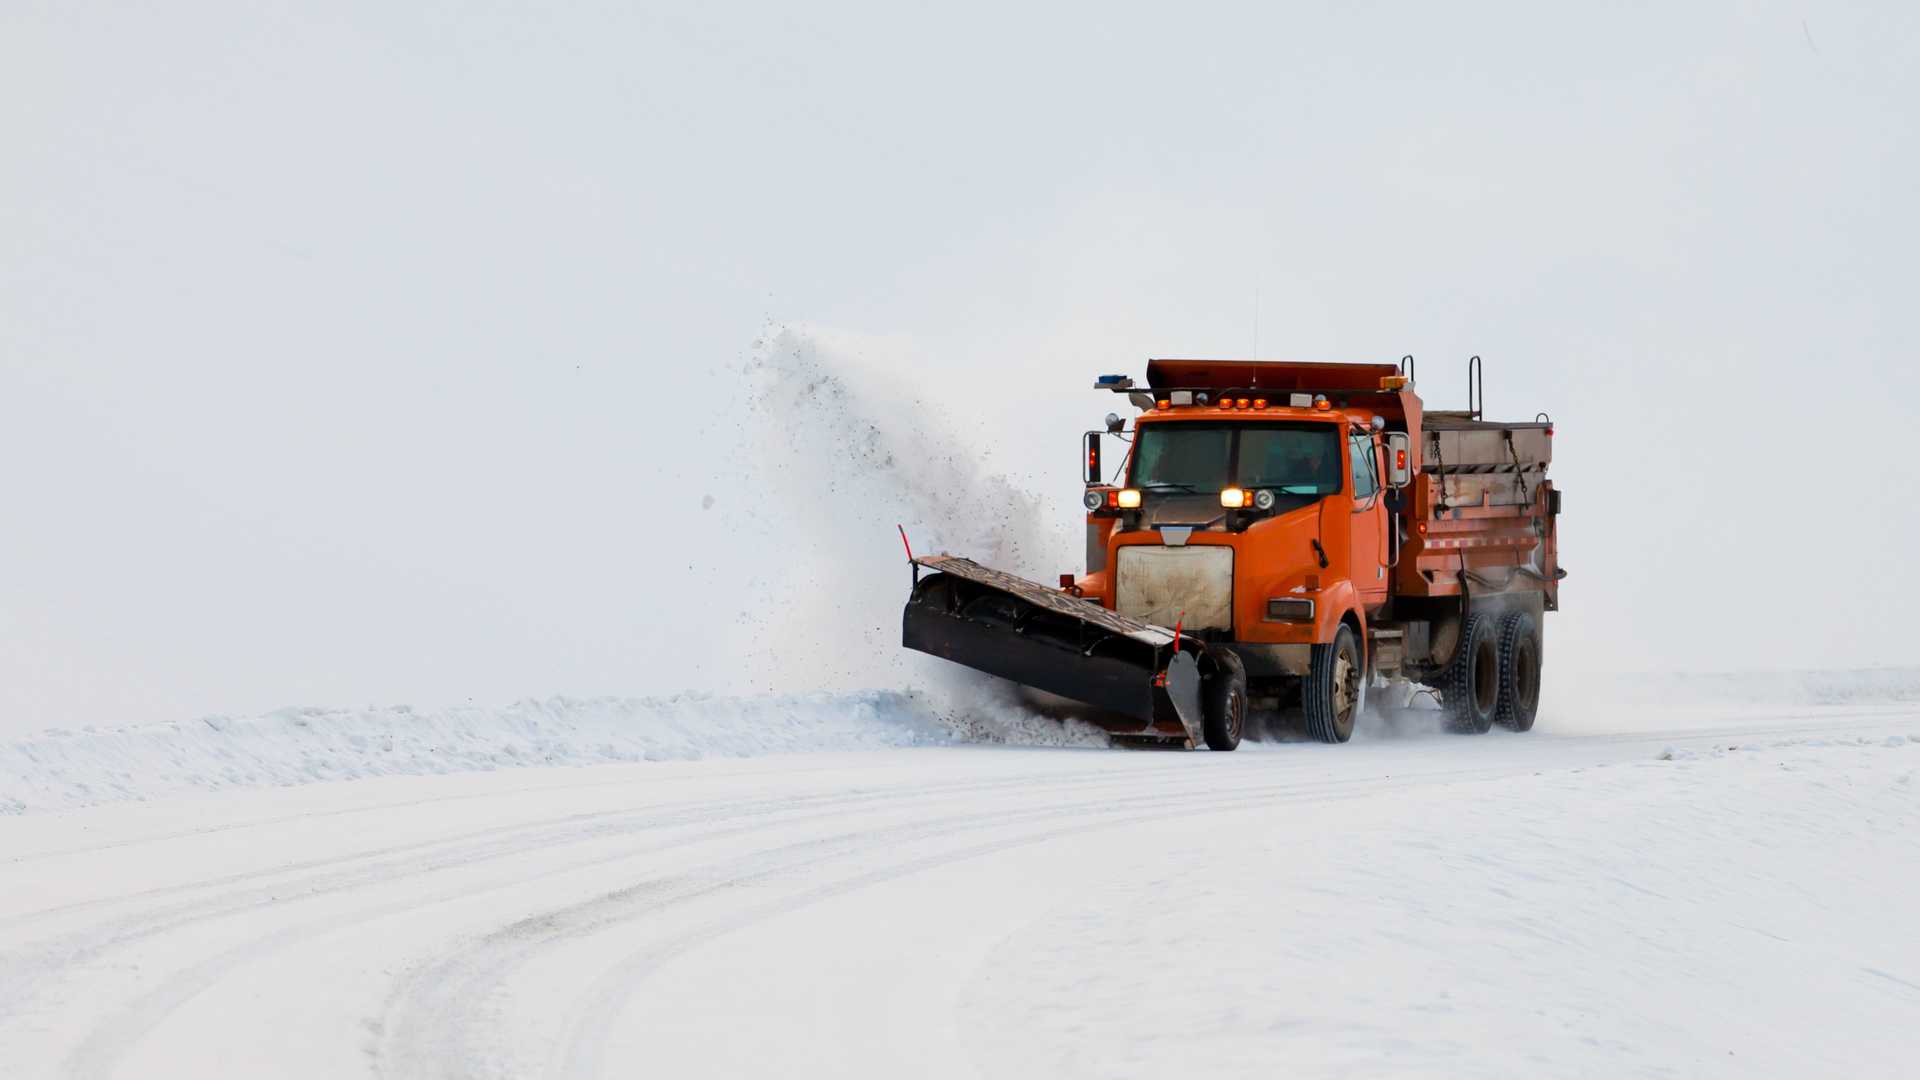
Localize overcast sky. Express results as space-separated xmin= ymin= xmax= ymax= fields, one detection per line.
xmin=4 ymin=2 xmax=1916 ymax=733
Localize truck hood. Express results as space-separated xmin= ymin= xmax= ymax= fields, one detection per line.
xmin=1137 ymin=495 xmax=1229 ymax=530
xmin=1134 ymin=494 xmax=1325 ymax=534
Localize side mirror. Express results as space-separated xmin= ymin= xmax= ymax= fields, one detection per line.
xmin=1384 ymin=432 xmax=1412 ymax=488
xmin=1083 ymin=432 xmax=1102 ymax=484
xmin=1104 ymin=412 xmax=1124 ymax=433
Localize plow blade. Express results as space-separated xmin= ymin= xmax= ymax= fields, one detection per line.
xmin=902 ymin=555 xmax=1205 ymax=744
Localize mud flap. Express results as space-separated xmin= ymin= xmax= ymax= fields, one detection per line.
xmin=902 ymin=555 xmax=1207 ymax=744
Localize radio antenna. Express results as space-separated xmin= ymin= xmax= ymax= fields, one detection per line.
xmin=1251 ymin=283 xmax=1261 ymax=358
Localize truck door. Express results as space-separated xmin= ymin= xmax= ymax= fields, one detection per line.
xmin=1348 ymin=433 xmax=1388 ymax=604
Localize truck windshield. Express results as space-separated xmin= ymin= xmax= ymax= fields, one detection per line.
xmin=1130 ymin=422 xmax=1342 ymax=495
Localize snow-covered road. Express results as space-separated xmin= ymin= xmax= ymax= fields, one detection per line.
xmin=4 ymin=705 xmax=1917 ymax=1079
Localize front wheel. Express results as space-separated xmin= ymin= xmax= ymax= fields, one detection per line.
xmin=1202 ymin=649 xmax=1247 ymax=751
xmin=1303 ymin=623 xmax=1363 ymax=743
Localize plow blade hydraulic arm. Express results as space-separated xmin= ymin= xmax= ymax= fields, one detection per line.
xmin=901 ymin=555 xmax=1205 ymax=743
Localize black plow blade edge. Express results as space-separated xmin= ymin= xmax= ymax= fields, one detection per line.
xmin=901 ymin=565 xmax=1203 ymax=741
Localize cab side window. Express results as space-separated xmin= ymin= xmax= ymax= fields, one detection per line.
xmin=1350 ymin=435 xmax=1379 ymax=499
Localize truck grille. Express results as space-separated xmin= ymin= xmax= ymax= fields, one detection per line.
xmin=1115 ymin=546 xmax=1234 ymax=631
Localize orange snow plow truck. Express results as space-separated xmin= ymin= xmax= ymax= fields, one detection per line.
xmin=902 ymin=356 xmax=1564 ymax=749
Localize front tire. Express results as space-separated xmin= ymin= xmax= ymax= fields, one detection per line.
xmin=1303 ymin=623 xmax=1363 ymax=743
xmin=1495 ymin=611 xmax=1542 ymax=732
xmin=1440 ymin=613 xmax=1499 ymax=734
xmin=1202 ymin=649 xmax=1247 ymax=751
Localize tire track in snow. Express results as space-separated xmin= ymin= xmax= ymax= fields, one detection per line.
xmin=26 ymin=711 xmax=1920 ymax=1078
xmin=554 ymin=724 xmax=1919 ymax=1080
xmin=548 ymin=767 xmax=1497 ymax=1080
xmin=4 ymin=755 xmax=882 ymax=868
xmin=2 ymin=763 xmax=1141 ymax=933
xmin=48 ymin=765 xmax=1239 ymax=1079
xmin=14 ymin=765 xmax=1168 ymax=1074
xmin=371 ymin=763 xmax=1529 ymax=1080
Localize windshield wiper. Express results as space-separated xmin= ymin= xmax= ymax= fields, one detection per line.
xmin=1138 ymin=482 xmax=1199 ymax=492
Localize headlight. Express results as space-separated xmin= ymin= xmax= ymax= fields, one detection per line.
xmin=1252 ymin=488 xmax=1276 ymax=511
xmin=1083 ymin=490 xmax=1104 ymax=511
xmin=1219 ymin=487 xmax=1248 ymax=508
xmin=1116 ymin=489 xmax=1142 ymax=509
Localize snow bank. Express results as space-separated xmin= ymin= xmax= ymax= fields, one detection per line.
xmin=0 ymin=690 xmax=1104 ymax=816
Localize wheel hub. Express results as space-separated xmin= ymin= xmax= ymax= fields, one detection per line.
xmin=1332 ymin=646 xmax=1359 ymax=718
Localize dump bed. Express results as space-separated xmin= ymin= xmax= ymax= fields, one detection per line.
xmin=1398 ymin=410 xmax=1560 ymax=607
xmin=1420 ymin=411 xmax=1552 ymax=510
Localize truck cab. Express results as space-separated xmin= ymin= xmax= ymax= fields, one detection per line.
xmin=1074 ymin=359 xmax=1560 ymax=743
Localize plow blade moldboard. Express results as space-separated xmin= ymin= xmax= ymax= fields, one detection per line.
xmin=902 ymin=555 xmax=1205 ymax=743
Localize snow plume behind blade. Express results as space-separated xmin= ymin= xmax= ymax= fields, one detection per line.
xmin=713 ymin=325 xmax=1094 ymax=739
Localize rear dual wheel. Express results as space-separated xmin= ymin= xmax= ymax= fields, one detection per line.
xmin=1494 ymin=611 xmax=1542 ymax=732
xmin=1441 ymin=610 xmax=1542 ymax=734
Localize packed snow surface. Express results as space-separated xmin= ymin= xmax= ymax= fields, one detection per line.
xmin=2 ymin=696 xmax=1916 ymax=1079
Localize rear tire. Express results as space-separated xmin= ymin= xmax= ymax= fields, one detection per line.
xmin=1202 ymin=650 xmax=1246 ymax=751
xmin=1440 ymin=613 xmax=1499 ymax=734
xmin=1495 ymin=611 xmax=1541 ymax=732
xmin=1303 ymin=623 xmax=1363 ymax=743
